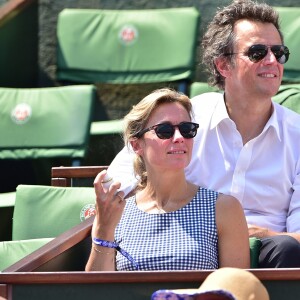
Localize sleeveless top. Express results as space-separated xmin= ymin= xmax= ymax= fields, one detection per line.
xmin=115 ymin=187 xmax=219 ymax=271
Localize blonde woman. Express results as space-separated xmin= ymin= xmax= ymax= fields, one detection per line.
xmin=86 ymin=88 xmax=249 ymax=271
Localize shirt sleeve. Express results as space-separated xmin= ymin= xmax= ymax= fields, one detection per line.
xmin=107 ymin=146 xmax=139 ymax=197
xmin=287 ymin=169 xmax=300 ymax=233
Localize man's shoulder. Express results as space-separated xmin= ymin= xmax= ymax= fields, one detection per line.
xmin=274 ymin=101 xmax=300 ymax=129
xmin=191 ymin=92 xmax=223 ymax=113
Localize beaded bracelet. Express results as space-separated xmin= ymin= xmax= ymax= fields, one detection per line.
xmin=92 ymin=237 xmax=139 ymax=270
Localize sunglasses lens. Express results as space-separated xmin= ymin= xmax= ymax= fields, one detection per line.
xmin=247 ymin=45 xmax=268 ymax=62
xmin=155 ymin=124 xmax=174 ymax=139
xmin=248 ymin=44 xmax=290 ymax=64
xmin=271 ymin=45 xmax=289 ymax=64
xmin=154 ymin=122 xmax=198 ymax=139
xmin=178 ymin=122 xmax=198 ymax=139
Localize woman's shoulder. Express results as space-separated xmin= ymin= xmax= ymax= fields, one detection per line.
xmin=215 ymin=193 xmax=243 ymax=216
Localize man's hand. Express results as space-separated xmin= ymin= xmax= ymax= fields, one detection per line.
xmin=248 ymin=224 xmax=300 ymax=242
xmin=248 ymin=224 xmax=272 ymax=239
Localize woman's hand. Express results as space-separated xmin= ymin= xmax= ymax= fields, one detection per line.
xmin=92 ymin=170 xmax=125 ymax=241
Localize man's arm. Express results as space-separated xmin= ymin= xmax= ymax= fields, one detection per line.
xmin=249 ymin=169 xmax=300 ymax=242
xmin=107 ymin=146 xmax=138 ymax=197
xmin=248 ymin=224 xmax=300 ymax=242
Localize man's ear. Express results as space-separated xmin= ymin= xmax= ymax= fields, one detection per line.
xmin=130 ymin=140 xmax=143 ymax=156
xmin=215 ymin=57 xmax=232 ymax=78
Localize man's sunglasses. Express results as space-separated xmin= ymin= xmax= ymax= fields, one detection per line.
xmin=135 ymin=121 xmax=199 ymax=140
xmin=224 ymin=44 xmax=290 ymax=64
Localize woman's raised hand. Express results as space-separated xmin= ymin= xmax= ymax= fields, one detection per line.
xmin=92 ymin=170 xmax=125 ymax=240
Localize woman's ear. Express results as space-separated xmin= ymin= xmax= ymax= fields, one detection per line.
xmin=130 ymin=140 xmax=143 ymax=156
xmin=215 ymin=57 xmax=232 ymax=78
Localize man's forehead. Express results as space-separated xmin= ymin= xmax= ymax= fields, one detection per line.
xmin=233 ymin=20 xmax=282 ymax=47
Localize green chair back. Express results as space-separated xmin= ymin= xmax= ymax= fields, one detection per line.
xmin=0 ymin=85 xmax=95 ymax=161
xmin=12 ymin=185 xmax=96 ymax=240
xmin=272 ymin=84 xmax=300 ymax=114
xmin=56 ymin=8 xmax=200 ymax=136
xmin=57 ymin=8 xmax=200 ymax=86
xmin=189 ymin=82 xmax=222 ymax=98
xmin=275 ymin=7 xmax=300 ymax=83
xmin=0 ymin=85 xmax=95 ymax=235
xmin=0 ymin=238 xmax=53 ymax=271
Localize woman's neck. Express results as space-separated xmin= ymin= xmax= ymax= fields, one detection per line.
xmin=136 ymin=172 xmax=198 ymax=214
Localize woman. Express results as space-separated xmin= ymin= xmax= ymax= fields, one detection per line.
xmin=85 ymin=88 xmax=250 ymax=271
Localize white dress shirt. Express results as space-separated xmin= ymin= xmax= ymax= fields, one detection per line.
xmin=108 ymin=92 xmax=300 ymax=233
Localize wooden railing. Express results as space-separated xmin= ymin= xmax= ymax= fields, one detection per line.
xmin=0 ymin=0 xmax=36 ymax=26
xmin=51 ymin=166 xmax=108 ymax=187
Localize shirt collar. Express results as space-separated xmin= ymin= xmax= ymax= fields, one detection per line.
xmin=210 ymin=95 xmax=281 ymax=141
xmin=210 ymin=94 xmax=230 ymax=129
xmin=266 ymin=102 xmax=281 ymax=141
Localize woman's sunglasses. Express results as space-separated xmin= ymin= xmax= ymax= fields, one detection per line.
xmin=224 ymin=44 xmax=290 ymax=64
xmin=135 ymin=121 xmax=199 ymax=140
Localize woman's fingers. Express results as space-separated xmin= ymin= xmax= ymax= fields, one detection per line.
xmin=94 ymin=170 xmax=120 ymax=198
xmin=115 ymin=191 xmax=125 ymax=203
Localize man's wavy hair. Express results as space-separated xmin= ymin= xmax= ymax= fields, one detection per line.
xmin=202 ymin=0 xmax=283 ymax=90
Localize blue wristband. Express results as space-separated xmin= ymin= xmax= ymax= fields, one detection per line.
xmin=92 ymin=237 xmax=139 ymax=270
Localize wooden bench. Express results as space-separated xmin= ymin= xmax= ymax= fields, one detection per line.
xmin=51 ymin=166 xmax=108 ymax=187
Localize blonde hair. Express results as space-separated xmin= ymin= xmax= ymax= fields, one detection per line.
xmin=123 ymin=88 xmax=192 ymax=190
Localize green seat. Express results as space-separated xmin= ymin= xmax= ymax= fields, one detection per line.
xmin=0 ymin=85 xmax=95 ymax=187
xmin=0 ymin=85 xmax=95 ymax=162
xmin=1 ymin=184 xmax=95 ymax=271
xmin=275 ymin=7 xmax=300 ymax=83
xmin=12 ymin=185 xmax=96 ymax=240
xmin=0 ymin=85 xmax=95 ymax=241
xmin=0 ymin=238 xmax=53 ymax=271
xmin=189 ymin=82 xmax=222 ymax=98
xmin=273 ymin=84 xmax=300 ymax=114
xmin=249 ymin=237 xmax=262 ymax=269
xmin=56 ymin=8 xmax=200 ymax=135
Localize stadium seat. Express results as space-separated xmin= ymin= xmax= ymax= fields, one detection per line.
xmin=12 ymin=184 xmax=96 ymax=240
xmin=0 ymin=85 xmax=95 ymax=241
xmin=0 ymin=237 xmax=53 ymax=271
xmin=275 ymin=7 xmax=300 ymax=83
xmin=1 ymin=184 xmax=95 ymax=271
xmin=189 ymin=82 xmax=222 ymax=98
xmin=249 ymin=237 xmax=261 ymax=268
xmin=0 ymin=85 xmax=95 ymax=165
xmin=56 ymin=7 xmax=200 ymax=135
xmin=272 ymin=84 xmax=300 ymax=114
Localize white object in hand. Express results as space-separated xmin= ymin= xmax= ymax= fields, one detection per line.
xmin=101 ymin=172 xmax=114 ymax=191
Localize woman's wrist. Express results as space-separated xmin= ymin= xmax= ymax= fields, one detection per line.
xmin=92 ymin=237 xmax=139 ymax=270
xmin=92 ymin=244 xmax=115 ymax=255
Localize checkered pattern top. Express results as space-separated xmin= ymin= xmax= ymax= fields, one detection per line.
xmin=115 ymin=187 xmax=219 ymax=271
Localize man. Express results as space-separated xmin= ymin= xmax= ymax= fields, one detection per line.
xmin=106 ymin=0 xmax=300 ymax=268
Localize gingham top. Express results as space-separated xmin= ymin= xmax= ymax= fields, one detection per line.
xmin=115 ymin=187 xmax=219 ymax=271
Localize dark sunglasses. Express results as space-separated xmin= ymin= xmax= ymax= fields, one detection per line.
xmin=135 ymin=121 xmax=199 ymax=140
xmin=224 ymin=44 xmax=290 ymax=64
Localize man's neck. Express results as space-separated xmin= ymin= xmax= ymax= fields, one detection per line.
xmin=224 ymin=93 xmax=273 ymax=144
